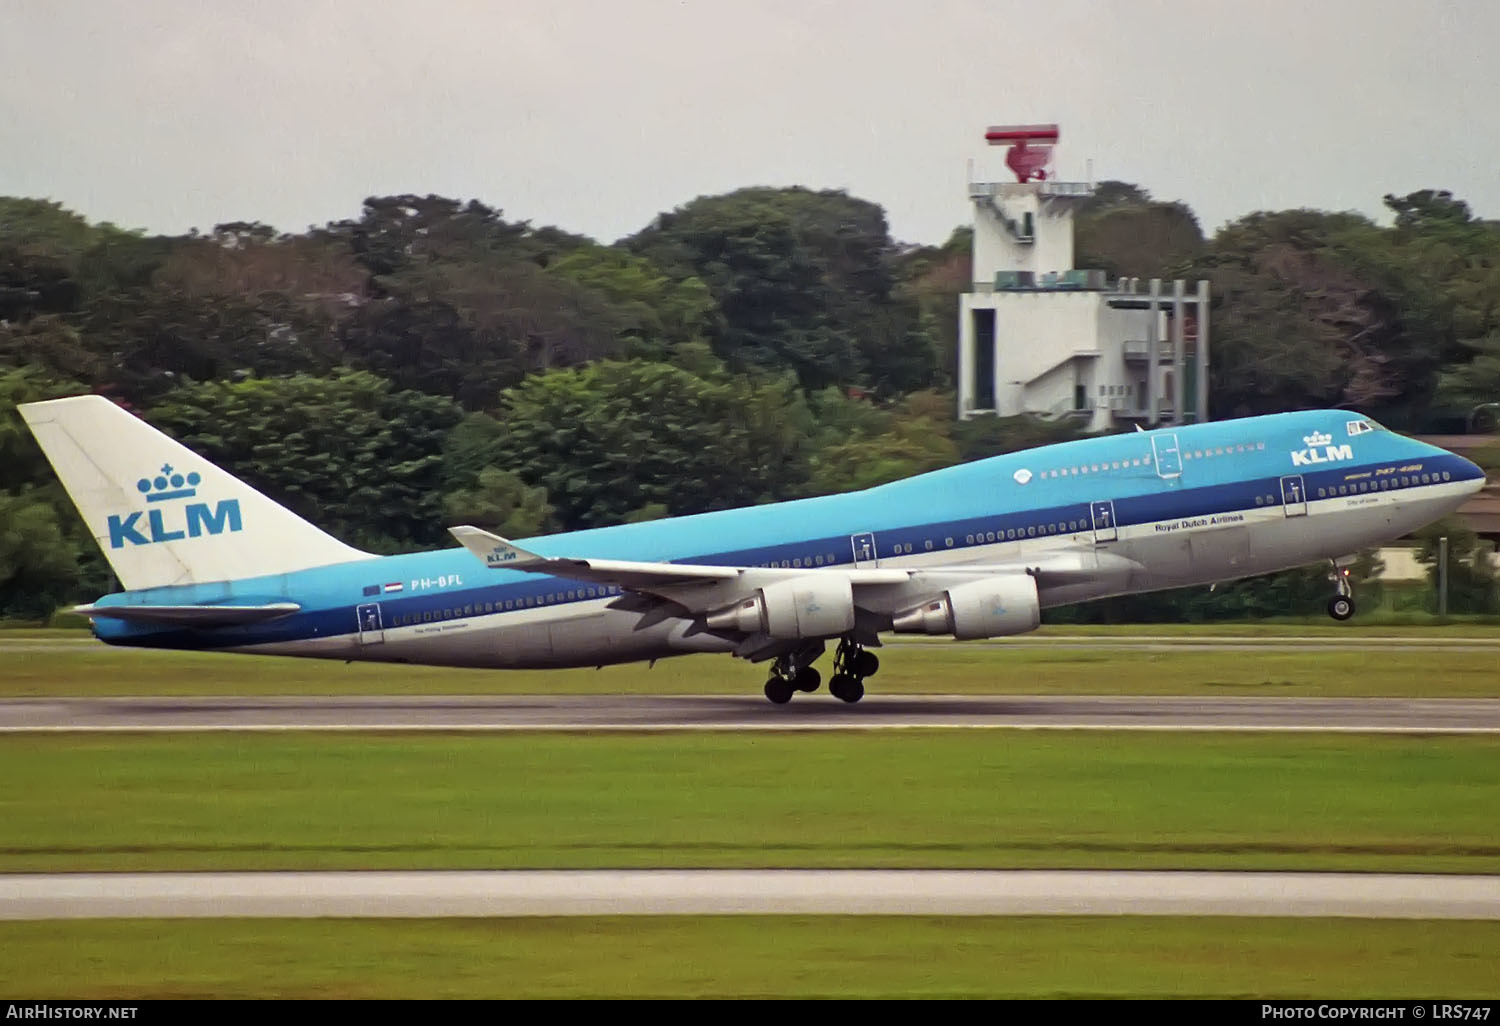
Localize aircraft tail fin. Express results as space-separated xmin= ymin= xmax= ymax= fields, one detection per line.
xmin=19 ymin=395 xmax=372 ymax=591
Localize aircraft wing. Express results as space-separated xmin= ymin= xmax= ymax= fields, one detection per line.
xmin=449 ymin=525 xmax=749 ymax=590
xmin=449 ymin=526 xmax=1140 ymax=658
xmin=449 ymin=525 xmax=912 ymax=594
xmin=448 ymin=525 xmax=1118 ymax=601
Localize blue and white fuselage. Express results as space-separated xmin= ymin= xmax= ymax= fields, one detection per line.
xmin=18 ymin=397 xmax=1486 ymax=701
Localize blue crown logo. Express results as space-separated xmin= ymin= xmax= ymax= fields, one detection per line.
xmin=135 ymin=464 xmax=202 ymax=503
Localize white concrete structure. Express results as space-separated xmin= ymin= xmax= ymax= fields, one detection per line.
xmin=957 ymin=126 xmax=1210 ymax=431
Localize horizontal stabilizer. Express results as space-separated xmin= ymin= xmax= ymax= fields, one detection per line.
xmin=75 ymin=602 xmax=302 ymax=628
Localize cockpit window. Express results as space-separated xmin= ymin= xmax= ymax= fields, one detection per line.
xmin=1346 ymin=419 xmax=1382 ymax=436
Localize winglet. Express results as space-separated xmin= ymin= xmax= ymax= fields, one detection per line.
xmin=449 ymin=526 xmax=547 ymax=569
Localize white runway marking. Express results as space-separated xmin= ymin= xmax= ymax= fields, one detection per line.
xmin=3 ymin=870 xmax=1498 ymax=920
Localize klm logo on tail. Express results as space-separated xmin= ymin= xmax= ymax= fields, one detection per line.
xmin=106 ymin=464 xmax=243 ymax=548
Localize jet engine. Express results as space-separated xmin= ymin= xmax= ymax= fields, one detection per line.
xmin=705 ymin=576 xmax=856 ymax=639
xmin=890 ymin=576 xmax=1040 ymax=640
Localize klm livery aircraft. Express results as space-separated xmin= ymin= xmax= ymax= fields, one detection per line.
xmin=20 ymin=395 xmax=1487 ymax=704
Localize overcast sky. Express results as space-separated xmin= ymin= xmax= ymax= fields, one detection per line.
xmin=3 ymin=0 xmax=1496 ymax=245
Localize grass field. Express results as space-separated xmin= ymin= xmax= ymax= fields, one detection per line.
xmin=3 ymin=628 xmax=1500 ymax=697
xmin=3 ymin=916 xmax=1497 ymax=998
xmin=3 ymin=731 xmax=1498 ymax=874
xmin=5 ymin=626 xmax=1498 ymax=999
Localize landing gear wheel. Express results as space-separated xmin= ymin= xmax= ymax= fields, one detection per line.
xmin=1327 ymin=595 xmax=1355 ymax=621
xmin=764 ymin=677 xmax=794 ymax=704
xmin=854 ymin=650 xmax=879 ymax=677
xmin=829 ymin=674 xmax=865 ymax=703
xmin=794 ymin=667 xmax=822 ymax=693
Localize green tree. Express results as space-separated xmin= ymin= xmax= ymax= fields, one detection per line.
xmin=442 ymin=467 xmax=557 ymax=538
xmin=1375 ymin=191 xmax=1500 ymax=419
xmin=324 ymin=197 xmax=628 ymax=407
xmin=546 ymin=246 xmax=719 ymax=360
xmin=626 ymin=187 xmax=936 ymax=394
xmin=0 ymin=198 xmax=97 ymax=320
xmin=805 ymin=416 xmax=958 ymax=494
xmin=489 ymin=361 xmax=812 ymax=529
xmin=0 ymin=493 xmax=81 ymax=619
xmin=147 ymin=372 xmax=463 ymax=552
xmin=893 ymin=227 xmax=971 ymax=388
xmin=326 ymin=194 xmax=588 ymax=279
xmin=1075 ymin=199 xmax=1204 ymax=279
xmin=951 ymin=413 xmax=1095 ymax=462
xmin=0 ymin=367 xmax=113 ymax=613
xmin=1190 ymin=209 xmax=1451 ymax=422
xmin=1414 ymin=516 xmax=1498 ymax=614
xmin=0 ymin=198 xmax=175 ymax=329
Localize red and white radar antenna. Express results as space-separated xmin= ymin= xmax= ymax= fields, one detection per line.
xmin=985 ymin=124 xmax=1060 ymax=183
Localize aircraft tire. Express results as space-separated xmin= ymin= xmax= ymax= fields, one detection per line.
xmin=764 ymin=678 xmax=795 ymax=704
xmin=830 ymin=674 xmax=864 ymax=704
xmin=854 ymin=651 xmax=879 ymax=677
xmin=794 ymin=667 xmax=821 ymax=693
xmin=1327 ymin=595 xmax=1355 ymax=621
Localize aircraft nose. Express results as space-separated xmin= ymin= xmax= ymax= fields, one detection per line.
xmin=1456 ymin=456 xmax=1488 ymax=494
xmin=1429 ymin=443 xmax=1488 ymax=494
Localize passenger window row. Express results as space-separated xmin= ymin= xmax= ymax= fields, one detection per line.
xmin=965 ymin=519 xmax=1081 ymax=545
xmin=1316 ymin=472 xmax=1447 ymax=498
xmin=1184 ymin=442 xmax=1266 ymax=460
xmin=1037 ymin=457 xmax=1150 ymax=480
xmin=757 ymin=552 xmax=841 ymax=569
xmin=389 ymin=585 xmax=623 ymax=627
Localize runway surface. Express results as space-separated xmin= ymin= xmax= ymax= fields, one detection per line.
xmin=4 ymin=869 xmax=1498 ymax=919
xmin=3 ymin=694 xmax=1500 ymax=732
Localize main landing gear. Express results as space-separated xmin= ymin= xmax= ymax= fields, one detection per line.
xmin=763 ymin=652 xmax=823 ymax=705
xmin=762 ymin=637 xmax=880 ymax=704
xmin=1327 ymin=562 xmax=1356 ymax=621
xmin=828 ymin=637 xmax=878 ymax=704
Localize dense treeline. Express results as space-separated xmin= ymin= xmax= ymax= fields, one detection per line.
xmin=1 ymin=183 xmax=1495 ymax=619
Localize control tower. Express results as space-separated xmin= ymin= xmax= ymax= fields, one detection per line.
xmin=958 ymin=124 xmax=1210 ymax=429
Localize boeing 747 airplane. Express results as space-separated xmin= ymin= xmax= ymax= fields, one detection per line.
xmin=19 ymin=395 xmax=1487 ymax=703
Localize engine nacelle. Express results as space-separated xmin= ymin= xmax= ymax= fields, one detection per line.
xmin=704 ymin=576 xmax=856 ymax=639
xmin=891 ymin=576 xmax=1040 ymax=640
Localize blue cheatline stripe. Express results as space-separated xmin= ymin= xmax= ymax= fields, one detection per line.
xmin=94 ymin=450 xmax=1478 ymax=653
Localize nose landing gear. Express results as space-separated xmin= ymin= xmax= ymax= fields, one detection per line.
xmin=1327 ymin=563 xmax=1356 ymax=621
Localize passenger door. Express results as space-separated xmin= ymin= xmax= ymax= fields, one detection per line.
xmin=850 ymin=532 xmax=878 ymax=569
xmin=1090 ymin=500 xmax=1118 ymax=543
xmin=1279 ymin=475 xmax=1307 ymax=518
xmin=1152 ymin=433 xmax=1183 ymax=479
xmin=356 ymin=602 xmax=385 ymax=645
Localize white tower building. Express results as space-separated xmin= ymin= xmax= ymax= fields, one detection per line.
xmin=957 ymin=124 xmax=1210 ymax=430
